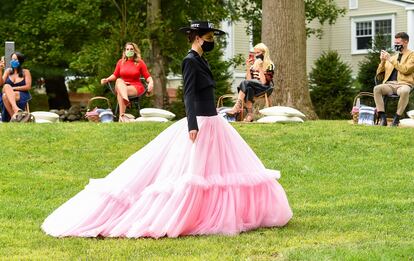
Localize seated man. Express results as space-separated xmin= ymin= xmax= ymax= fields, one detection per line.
xmin=374 ymin=32 xmax=414 ymax=126
xmin=0 ymin=52 xmax=32 ymax=122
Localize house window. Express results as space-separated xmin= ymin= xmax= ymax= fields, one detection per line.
xmin=349 ymin=0 xmax=358 ymax=10
xmin=375 ymin=19 xmax=392 ymax=45
xmin=356 ymin=21 xmax=372 ymax=50
xmin=351 ymin=15 xmax=394 ymax=54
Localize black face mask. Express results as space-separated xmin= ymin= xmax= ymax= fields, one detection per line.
xmin=201 ymin=40 xmax=214 ymax=52
xmin=394 ymin=44 xmax=404 ymax=52
xmin=255 ymin=54 xmax=264 ymax=61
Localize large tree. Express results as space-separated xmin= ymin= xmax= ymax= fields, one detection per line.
xmin=262 ymin=0 xmax=316 ymax=118
xmin=147 ymin=0 xmax=167 ymax=107
xmin=73 ymin=0 xmax=236 ymax=108
xmin=2 ymin=0 xmax=344 ymax=113
xmin=0 ymin=0 xmax=116 ymax=109
xmin=241 ymin=0 xmax=345 ymax=119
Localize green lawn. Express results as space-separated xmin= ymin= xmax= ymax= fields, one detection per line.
xmin=0 ymin=121 xmax=413 ymax=260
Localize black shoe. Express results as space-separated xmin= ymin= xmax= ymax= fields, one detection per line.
xmin=391 ymin=114 xmax=400 ymax=127
xmin=378 ymin=111 xmax=387 ymax=126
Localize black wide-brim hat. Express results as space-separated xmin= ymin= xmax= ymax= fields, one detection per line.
xmin=179 ymin=21 xmax=225 ymax=36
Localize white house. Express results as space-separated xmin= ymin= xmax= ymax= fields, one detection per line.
xmin=306 ymin=0 xmax=414 ymax=76
xmin=167 ymin=1 xmax=414 ymax=100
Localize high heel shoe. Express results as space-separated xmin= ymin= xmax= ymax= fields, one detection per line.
xmin=226 ymin=99 xmax=243 ymax=116
xmin=243 ymin=113 xmax=254 ymax=122
xmin=11 ymin=109 xmax=24 ymax=122
xmin=119 ymin=113 xmax=135 ymax=122
xmin=119 ymin=114 xmax=128 ymax=122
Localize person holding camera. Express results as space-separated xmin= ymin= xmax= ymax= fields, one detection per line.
xmin=374 ymin=32 xmax=414 ymax=126
xmin=0 ymin=52 xmax=32 ymax=122
xmin=227 ymin=42 xmax=275 ymax=122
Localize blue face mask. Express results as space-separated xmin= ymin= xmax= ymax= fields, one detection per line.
xmin=11 ymin=60 xmax=20 ymax=68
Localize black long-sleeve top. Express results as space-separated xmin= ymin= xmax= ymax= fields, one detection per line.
xmin=181 ymin=50 xmax=217 ymax=131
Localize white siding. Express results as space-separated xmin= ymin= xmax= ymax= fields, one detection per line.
xmin=232 ymin=20 xmax=251 ymax=72
xmin=228 ymin=20 xmax=251 ymax=91
xmin=306 ymin=0 xmax=410 ymax=77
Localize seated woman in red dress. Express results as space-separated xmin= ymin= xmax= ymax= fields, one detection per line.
xmin=101 ymin=42 xmax=154 ymax=122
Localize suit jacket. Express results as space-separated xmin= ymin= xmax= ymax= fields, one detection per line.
xmin=376 ymin=50 xmax=414 ymax=86
xmin=182 ymin=50 xmax=217 ymax=131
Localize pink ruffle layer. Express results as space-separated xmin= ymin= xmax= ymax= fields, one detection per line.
xmin=42 ymin=116 xmax=292 ymax=238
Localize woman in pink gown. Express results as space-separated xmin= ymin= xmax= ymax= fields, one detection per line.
xmin=41 ymin=21 xmax=292 ymax=238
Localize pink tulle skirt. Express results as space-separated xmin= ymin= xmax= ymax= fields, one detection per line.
xmin=42 ymin=116 xmax=292 ymax=238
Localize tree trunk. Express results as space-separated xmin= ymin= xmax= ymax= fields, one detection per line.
xmin=262 ymin=0 xmax=317 ymax=119
xmin=44 ymin=76 xmax=71 ymax=110
xmin=147 ymin=0 xmax=168 ymax=108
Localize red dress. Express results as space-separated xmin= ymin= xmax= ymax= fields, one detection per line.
xmin=113 ymin=59 xmax=151 ymax=95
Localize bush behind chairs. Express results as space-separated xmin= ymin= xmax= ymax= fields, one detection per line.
xmin=309 ymin=50 xmax=355 ymax=119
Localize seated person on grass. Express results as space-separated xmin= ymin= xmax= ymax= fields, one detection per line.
xmin=0 ymin=52 xmax=32 ymax=122
xmin=374 ymin=32 xmax=414 ymax=126
xmin=226 ymin=43 xmax=275 ymax=122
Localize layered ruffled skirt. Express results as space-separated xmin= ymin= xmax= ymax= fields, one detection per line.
xmin=42 ymin=116 xmax=292 ymax=238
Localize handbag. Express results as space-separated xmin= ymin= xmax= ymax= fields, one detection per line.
xmin=85 ymin=96 xmax=114 ymax=123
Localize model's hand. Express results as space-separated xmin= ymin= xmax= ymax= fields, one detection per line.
xmin=246 ymin=57 xmax=253 ymax=67
xmin=189 ymin=130 xmax=198 ymax=143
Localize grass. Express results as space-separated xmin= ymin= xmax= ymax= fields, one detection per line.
xmin=0 ymin=120 xmax=413 ymax=260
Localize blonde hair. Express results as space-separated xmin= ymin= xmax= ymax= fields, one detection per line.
xmin=252 ymin=43 xmax=273 ymax=71
xmin=122 ymin=42 xmax=142 ymax=64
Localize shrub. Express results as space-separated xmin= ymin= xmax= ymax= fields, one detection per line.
xmin=309 ymin=50 xmax=355 ymax=119
xmin=356 ymin=34 xmax=392 ymax=92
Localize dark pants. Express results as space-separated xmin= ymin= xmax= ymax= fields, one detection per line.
xmin=237 ymin=80 xmax=271 ymax=103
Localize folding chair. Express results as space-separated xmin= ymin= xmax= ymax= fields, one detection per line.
xmin=107 ymin=79 xmax=147 ymax=119
xmin=374 ymin=74 xmax=414 ymax=117
xmin=240 ymin=85 xmax=274 ymax=120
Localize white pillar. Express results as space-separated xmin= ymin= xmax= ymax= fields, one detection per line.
xmin=407 ymin=9 xmax=414 ymax=50
xmin=221 ymin=20 xmax=233 ymax=61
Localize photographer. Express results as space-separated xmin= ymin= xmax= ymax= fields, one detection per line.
xmin=0 ymin=52 xmax=32 ymax=122
xmin=227 ymin=43 xmax=275 ymax=122
xmin=374 ymin=32 xmax=414 ymax=126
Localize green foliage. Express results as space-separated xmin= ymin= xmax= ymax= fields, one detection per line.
xmin=304 ymin=0 xmax=347 ymax=38
xmin=29 ymin=93 xmax=50 ymax=111
xmin=205 ymin=47 xmax=233 ymax=98
xmin=168 ymin=99 xmax=186 ymax=120
xmin=1 ymin=121 xmax=414 ymax=259
xmin=235 ymin=0 xmax=346 ymax=41
xmin=1 ymin=0 xmax=111 ymax=78
xmin=0 ymin=0 xmax=346 ymax=112
xmin=0 ymin=0 xmax=238 ymax=109
xmin=309 ymin=50 xmax=355 ymax=119
xmin=226 ymin=1 xmax=262 ymax=45
xmin=67 ymin=77 xmax=93 ymax=93
xmin=356 ymin=34 xmax=393 ymax=93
